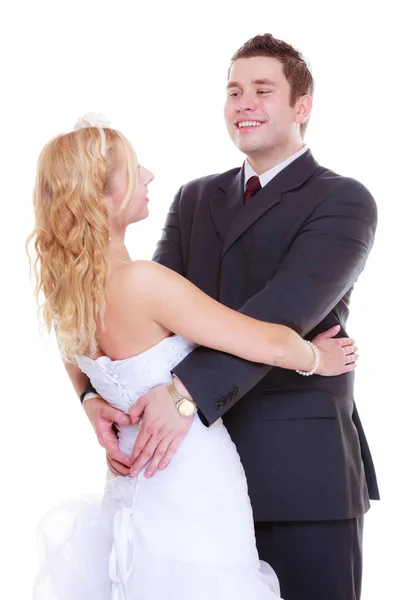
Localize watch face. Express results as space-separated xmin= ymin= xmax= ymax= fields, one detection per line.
xmin=178 ymin=399 xmax=196 ymax=417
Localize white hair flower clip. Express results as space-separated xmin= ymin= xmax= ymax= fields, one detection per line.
xmin=73 ymin=112 xmax=110 ymax=130
xmin=73 ymin=113 xmax=110 ymax=157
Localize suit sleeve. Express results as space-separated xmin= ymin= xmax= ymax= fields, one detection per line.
xmin=172 ymin=179 xmax=378 ymax=425
xmin=80 ymin=380 xmax=97 ymax=402
xmin=152 ymin=187 xmax=184 ymax=274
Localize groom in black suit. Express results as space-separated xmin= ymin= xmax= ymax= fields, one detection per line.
xmin=83 ymin=34 xmax=379 ymax=599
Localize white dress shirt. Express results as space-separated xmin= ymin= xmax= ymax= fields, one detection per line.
xmin=244 ymin=145 xmax=308 ymax=190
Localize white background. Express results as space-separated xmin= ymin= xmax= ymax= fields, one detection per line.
xmin=1 ymin=0 xmax=398 ymax=598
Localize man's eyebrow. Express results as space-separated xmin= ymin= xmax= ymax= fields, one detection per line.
xmin=226 ymin=78 xmax=277 ymax=89
xmin=252 ymin=78 xmax=276 ymax=86
xmin=226 ymin=81 xmax=241 ymax=90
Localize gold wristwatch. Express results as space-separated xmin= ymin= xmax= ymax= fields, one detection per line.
xmin=167 ymin=376 xmax=197 ymax=417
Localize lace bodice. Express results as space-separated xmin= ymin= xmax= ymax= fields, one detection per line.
xmin=77 ymin=335 xmax=195 ymax=414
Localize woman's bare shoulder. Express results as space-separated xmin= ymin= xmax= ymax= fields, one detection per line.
xmin=112 ymin=260 xmax=177 ymax=301
xmin=121 ymin=260 xmax=172 ymax=284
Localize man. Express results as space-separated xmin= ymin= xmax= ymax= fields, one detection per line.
xmin=81 ymin=34 xmax=379 ymax=599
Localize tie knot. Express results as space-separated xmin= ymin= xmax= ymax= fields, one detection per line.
xmin=244 ymin=176 xmax=261 ymax=203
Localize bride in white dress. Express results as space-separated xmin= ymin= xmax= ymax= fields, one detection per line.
xmin=28 ymin=116 xmax=358 ymax=600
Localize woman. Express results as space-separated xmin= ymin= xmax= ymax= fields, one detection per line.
xmin=29 ymin=115 xmax=358 ymax=600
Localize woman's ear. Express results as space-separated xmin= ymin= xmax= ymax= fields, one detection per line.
xmin=103 ymin=192 xmax=114 ymax=216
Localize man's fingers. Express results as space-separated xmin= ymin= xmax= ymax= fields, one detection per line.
xmin=98 ymin=427 xmax=131 ymax=466
xmin=107 ymin=407 xmax=131 ymax=426
xmin=129 ymin=397 xmax=146 ymax=424
xmin=130 ymin=435 xmax=161 ymax=476
xmin=158 ymin=436 xmax=185 ymax=471
xmin=129 ymin=428 xmax=151 ymax=465
xmin=127 ymin=385 xmax=194 ymax=475
xmin=144 ymin=438 xmax=173 ymax=478
xmin=339 ymin=337 xmax=355 ymax=348
xmin=106 ymin=453 xmax=119 ymax=476
xmin=106 ymin=453 xmax=130 ymax=476
xmin=129 ymin=414 xmax=160 ymax=464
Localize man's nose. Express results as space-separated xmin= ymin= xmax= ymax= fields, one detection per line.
xmin=236 ymin=91 xmax=257 ymax=112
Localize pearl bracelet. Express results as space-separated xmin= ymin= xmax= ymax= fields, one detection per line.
xmin=296 ymin=341 xmax=320 ymax=376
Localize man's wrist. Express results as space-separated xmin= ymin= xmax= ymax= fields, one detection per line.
xmin=171 ymin=373 xmax=209 ymax=427
xmin=168 ymin=375 xmax=197 ymax=418
xmin=171 ymin=374 xmax=194 ymax=402
xmin=82 ymin=392 xmax=101 ymax=405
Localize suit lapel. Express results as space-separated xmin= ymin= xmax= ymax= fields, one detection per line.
xmin=223 ymin=177 xmax=283 ymax=257
xmin=210 ymin=150 xmax=320 ymax=258
xmin=209 ymin=167 xmax=244 ymax=242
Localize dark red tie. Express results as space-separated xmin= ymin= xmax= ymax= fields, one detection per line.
xmin=244 ymin=176 xmax=261 ymax=204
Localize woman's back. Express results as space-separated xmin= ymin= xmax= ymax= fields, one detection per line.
xmin=95 ymin=261 xmax=172 ymax=361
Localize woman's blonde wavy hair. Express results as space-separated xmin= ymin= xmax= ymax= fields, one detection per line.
xmin=27 ymin=126 xmax=138 ymax=363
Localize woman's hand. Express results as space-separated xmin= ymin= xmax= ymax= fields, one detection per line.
xmin=312 ymin=325 xmax=359 ymax=376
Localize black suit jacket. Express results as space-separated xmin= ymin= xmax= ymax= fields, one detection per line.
xmin=152 ymin=150 xmax=379 ymax=522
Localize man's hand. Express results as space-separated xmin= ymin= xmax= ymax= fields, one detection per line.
xmin=128 ymin=383 xmax=194 ymax=478
xmin=84 ymin=397 xmax=132 ymax=475
xmin=106 ymin=452 xmax=131 ymax=477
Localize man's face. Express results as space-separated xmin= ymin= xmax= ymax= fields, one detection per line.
xmin=224 ymin=56 xmax=303 ymax=158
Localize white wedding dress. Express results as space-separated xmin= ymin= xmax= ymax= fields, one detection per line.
xmin=33 ymin=335 xmax=282 ymax=600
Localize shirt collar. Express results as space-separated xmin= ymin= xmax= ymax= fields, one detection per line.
xmin=244 ymin=145 xmax=308 ymax=189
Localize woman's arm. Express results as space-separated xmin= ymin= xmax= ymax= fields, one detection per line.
xmin=122 ymin=261 xmax=350 ymax=376
xmin=120 ymin=259 xmax=354 ymax=479
xmin=63 ymin=362 xmax=91 ymax=398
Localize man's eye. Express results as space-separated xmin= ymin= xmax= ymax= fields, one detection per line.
xmin=229 ymin=91 xmax=241 ymax=97
xmin=258 ymin=90 xmax=271 ymax=95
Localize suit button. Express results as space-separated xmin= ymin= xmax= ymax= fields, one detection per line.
xmin=215 ymin=401 xmax=224 ymax=410
xmin=233 ymin=387 xmax=239 ymax=396
xmin=227 ymin=392 xmax=234 ymax=402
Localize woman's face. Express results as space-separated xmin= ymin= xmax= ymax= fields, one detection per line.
xmin=108 ymin=139 xmax=154 ymax=225
xmin=123 ymin=163 xmax=154 ymax=224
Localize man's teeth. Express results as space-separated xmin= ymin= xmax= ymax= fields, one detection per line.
xmin=238 ymin=121 xmax=263 ymax=128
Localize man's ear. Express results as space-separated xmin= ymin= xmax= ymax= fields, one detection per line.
xmin=295 ymin=94 xmax=313 ymax=126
